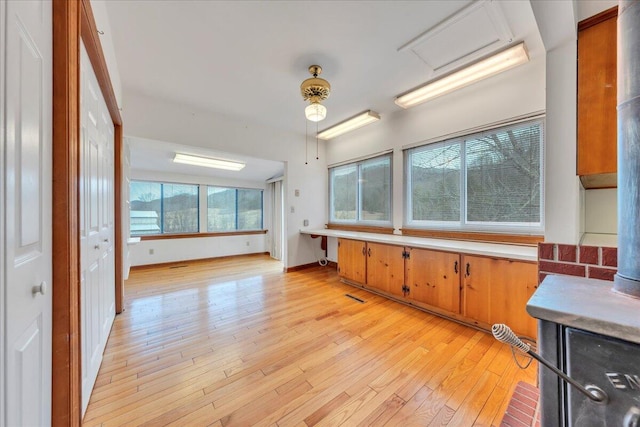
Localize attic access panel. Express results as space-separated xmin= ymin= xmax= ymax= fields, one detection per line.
xmin=399 ymin=0 xmax=514 ymax=77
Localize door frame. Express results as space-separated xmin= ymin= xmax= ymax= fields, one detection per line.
xmin=52 ymin=0 xmax=122 ymax=424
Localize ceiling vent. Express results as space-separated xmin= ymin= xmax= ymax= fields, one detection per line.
xmin=399 ymin=0 xmax=513 ymax=78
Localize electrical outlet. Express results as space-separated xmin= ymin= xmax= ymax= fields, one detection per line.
xmin=149 ymin=248 xmax=154 ymax=255
xmin=246 ymin=241 xmax=250 ymax=246
xmin=303 ymin=219 xmax=309 ymax=226
xmin=295 ymin=189 xmax=300 ymax=197
xmin=290 ymin=206 xmax=295 ymax=213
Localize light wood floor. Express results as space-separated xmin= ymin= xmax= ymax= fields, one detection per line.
xmin=83 ymin=254 xmax=537 ymax=427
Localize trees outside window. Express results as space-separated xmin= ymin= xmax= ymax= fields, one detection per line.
xmin=329 ymin=154 xmax=392 ymax=225
xmin=406 ymin=119 xmax=543 ymax=232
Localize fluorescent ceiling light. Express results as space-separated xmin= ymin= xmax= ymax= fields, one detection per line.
xmin=395 ymin=42 xmax=529 ymax=109
xmin=173 ymin=153 xmax=245 ymax=171
xmin=317 ymin=110 xmax=380 ymax=140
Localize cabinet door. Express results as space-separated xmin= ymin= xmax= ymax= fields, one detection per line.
xmin=366 ymin=242 xmax=405 ymax=296
xmin=462 ymin=255 xmax=538 ymax=338
xmin=337 ymin=238 xmax=366 ymax=283
xmin=577 ymin=12 xmax=617 ymax=178
xmin=406 ymin=248 xmax=460 ymax=313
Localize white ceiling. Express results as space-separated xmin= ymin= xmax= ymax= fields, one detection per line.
xmin=104 ymin=0 xmax=544 ymax=180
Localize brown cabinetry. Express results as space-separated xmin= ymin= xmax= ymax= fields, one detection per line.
xmin=337 ymin=238 xmax=366 ymax=284
xmin=406 ymin=248 xmax=461 ymax=314
xmin=577 ymin=7 xmax=618 ymax=188
xmin=366 ymin=242 xmax=405 ymax=297
xmin=462 ymin=255 xmax=538 ymax=339
xmin=337 ymin=239 xmax=537 ymax=339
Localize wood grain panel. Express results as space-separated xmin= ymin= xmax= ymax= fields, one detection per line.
xmin=327 ymin=223 xmax=395 ymax=234
xmin=406 ymin=248 xmax=461 ymax=313
xmin=52 ymin=1 xmax=82 ymax=424
xmin=577 ymin=9 xmax=617 ymax=176
xmin=401 ymin=228 xmax=542 ymax=246
xmin=366 ymin=242 xmax=405 ymax=296
xmin=337 ymin=238 xmax=367 ymax=283
xmin=83 ymin=254 xmax=537 ymax=426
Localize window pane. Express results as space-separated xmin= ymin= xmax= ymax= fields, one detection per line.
xmin=361 ymin=157 xmax=391 ymax=221
xmin=331 ymin=165 xmax=357 ymax=221
xmin=238 ymin=189 xmax=263 ymax=230
xmin=465 ymin=124 xmax=541 ymax=223
xmin=410 ymin=143 xmax=461 ymax=221
xmin=130 ymin=181 xmax=161 ymax=235
xmin=162 ymin=184 xmax=199 ymax=233
xmin=208 ymin=187 xmax=237 ymax=231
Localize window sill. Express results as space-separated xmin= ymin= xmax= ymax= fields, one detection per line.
xmin=327 ymin=223 xmax=395 ymax=235
xmin=400 ymin=228 xmax=543 ymax=246
xmin=137 ymin=230 xmax=268 ymax=241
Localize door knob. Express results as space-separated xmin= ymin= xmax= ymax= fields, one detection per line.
xmin=94 ymin=244 xmax=100 ymax=250
xmin=103 ymin=238 xmax=109 ymax=243
xmin=32 ymin=281 xmax=47 ymax=296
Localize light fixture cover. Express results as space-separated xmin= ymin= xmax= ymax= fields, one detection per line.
xmin=173 ymin=153 xmax=245 ymax=171
xmin=317 ymin=110 xmax=380 ymax=140
xmin=395 ymin=42 xmax=529 ymax=109
xmin=305 ymin=102 xmax=327 ymax=122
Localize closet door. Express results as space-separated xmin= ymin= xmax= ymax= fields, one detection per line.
xmin=80 ymin=43 xmax=115 ymax=414
xmin=2 ymin=1 xmax=53 ymax=425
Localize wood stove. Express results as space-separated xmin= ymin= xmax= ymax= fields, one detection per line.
xmin=525 ymin=1 xmax=640 ymax=425
xmin=528 ymin=276 xmax=640 ymax=426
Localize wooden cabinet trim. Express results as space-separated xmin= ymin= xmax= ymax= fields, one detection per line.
xmin=327 ymin=223 xmax=395 ymax=234
xmin=577 ymin=6 xmax=618 ymax=31
xmin=139 ymin=230 xmax=268 ymax=241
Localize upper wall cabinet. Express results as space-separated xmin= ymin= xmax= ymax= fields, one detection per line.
xmin=577 ymin=7 xmax=618 ymax=188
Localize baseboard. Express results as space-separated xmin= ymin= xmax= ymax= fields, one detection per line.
xmin=285 ymin=260 xmax=338 ymax=273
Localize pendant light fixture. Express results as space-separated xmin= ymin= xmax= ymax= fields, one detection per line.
xmin=301 ymin=65 xmax=330 ymax=122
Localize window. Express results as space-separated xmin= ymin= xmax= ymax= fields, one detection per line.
xmin=130 ymin=181 xmax=199 ymax=235
xmin=207 ymin=187 xmax=263 ymax=231
xmin=329 ymin=153 xmax=392 ymax=224
xmin=406 ymin=119 xmax=543 ymax=232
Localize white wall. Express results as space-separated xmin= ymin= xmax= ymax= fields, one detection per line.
xmin=585 ymin=188 xmax=617 ymax=234
xmin=130 ymin=234 xmax=267 ymax=266
xmin=122 ymin=92 xmax=327 ymax=269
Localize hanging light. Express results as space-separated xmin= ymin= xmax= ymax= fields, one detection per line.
xmin=305 ymin=102 xmax=327 ymax=122
xmin=300 ymin=65 xmax=330 ymax=122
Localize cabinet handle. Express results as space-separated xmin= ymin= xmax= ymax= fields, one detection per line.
xmin=368 ymin=247 xmax=371 ymax=257
xmin=362 ymin=246 xmax=366 ymax=256
xmin=454 ymin=261 xmax=458 ymax=274
xmin=466 ymin=262 xmax=471 ymax=276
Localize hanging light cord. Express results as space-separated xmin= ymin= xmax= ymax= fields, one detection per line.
xmin=316 ymin=120 xmax=319 ymax=160
xmin=305 ymin=118 xmax=308 ymax=165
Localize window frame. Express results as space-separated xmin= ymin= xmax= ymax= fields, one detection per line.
xmin=206 ymin=186 xmax=264 ymax=232
xmin=404 ymin=119 xmax=544 ymax=234
xmin=329 ymin=153 xmax=393 ymax=227
xmin=129 ymin=180 xmax=200 ymax=236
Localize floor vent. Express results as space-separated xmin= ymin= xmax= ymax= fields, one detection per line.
xmin=169 ymin=264 xmax=189 ymax=269
xmin=345 ymin=294 xmax=365 ymax=304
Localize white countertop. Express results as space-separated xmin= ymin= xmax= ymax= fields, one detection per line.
xmin=300 ymin=229 xmax=538 ymax=262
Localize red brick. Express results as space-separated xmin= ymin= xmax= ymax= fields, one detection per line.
xmin=539 ymin=261 xmax=586 ymax=277
xmin=557 ymin=244 xmax=577 ymax=262
xmin=588 ymin=266 xmax=617 ymax=281
xmin=515 ymin=383 xmax=540 ymax=402
xmin=538 ymin=243 xmax=554 ymax=260
xmin=501 ymin=413 xmax=529 ymax=427
xmin=601 ymin=247 xmax=618 ymax=267
xmin=538 ymin=272 xmax=547 ymax=284
xmin=579 ymin=246 xmax=599 ymax=265
xmin=510 ymin=399 xmax=536 ymax=417
xmin=512 ymin=393 xmax=538 ymax=409
xmin=509 ymin=406 xmax=535 ymax=425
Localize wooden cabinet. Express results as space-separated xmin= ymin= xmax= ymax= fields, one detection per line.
xmin=337 ymin=239 xmax=366 ymax=284
xmin=462 ymin=255 xmax=538 ymax=339
xmin=366 ymin=242 xmax=405 ymax=297
xmin=406 ymin=248 xmax=461 ymax=313
xmin=336 ymin=238 xmax=537 ymax=339
xmin=577 ymin=7 xmax=618 ymax=187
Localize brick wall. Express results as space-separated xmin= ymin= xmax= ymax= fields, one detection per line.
xmin=538 ymin=243 xmax=617 ymax=283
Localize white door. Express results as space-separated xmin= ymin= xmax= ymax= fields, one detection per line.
xmin=2 ymin=1 xmax=53 ymax=426
xmin=80 ymin=43 xmax=115 ymax=414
